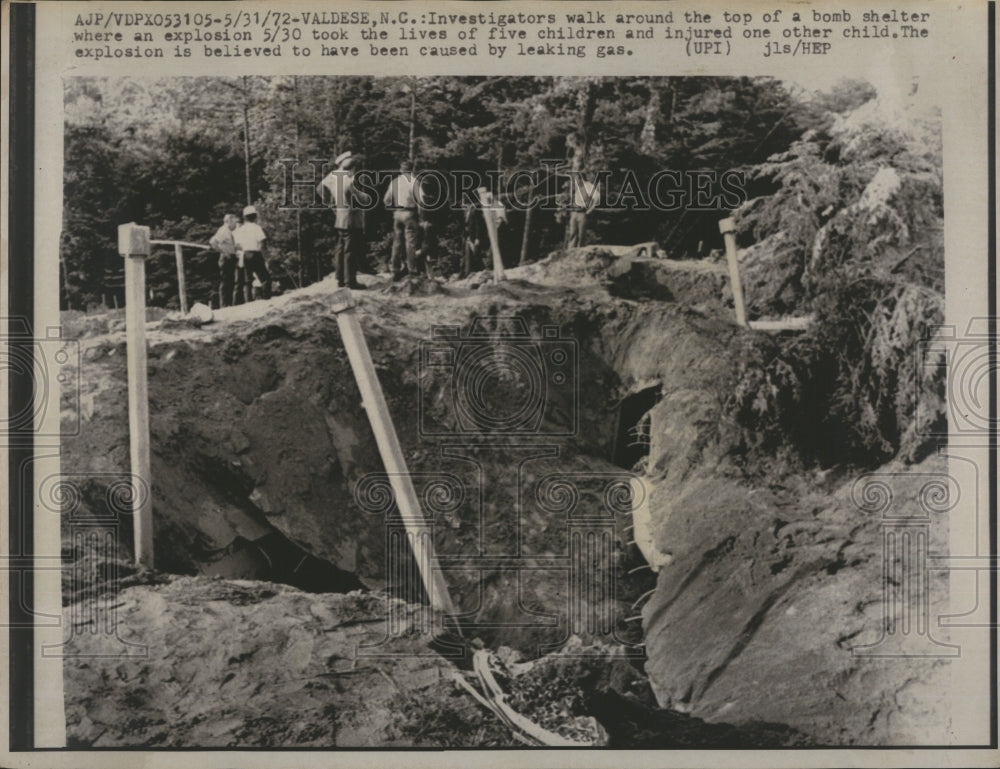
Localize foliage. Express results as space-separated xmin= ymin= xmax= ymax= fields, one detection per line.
xmin=729 ymin=88 xmax=944 ymax=468
xmin=61 ymin=75 xmax=944 ymax=469
xmin=61 ymin=75 xmax=808 ymax=308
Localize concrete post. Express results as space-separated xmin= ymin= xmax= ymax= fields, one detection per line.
xmin=118 ymin=223 xmax=155 ymax=568
xmin=174 ymin=242 xmax=188 ymax=314
xmin=477 ymin=187 xmax=505 ymax=283
xmin=719 ymin=217 xmax=748 ymax=328
xmin=329 ymin=289 xmax=457 ymax=618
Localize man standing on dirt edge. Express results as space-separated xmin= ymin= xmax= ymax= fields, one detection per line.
xmin=210 ymin=213 xmax=239 ymax=307
xmin=565 ymin=170 xmax=599 ymax=250
xmin=234 ymin=205 xmax=271 ymax=301
xmin=383 ymin=159 xmax=422 ymax=281
xmin=320 ymin=151 xmax=369 ymax=290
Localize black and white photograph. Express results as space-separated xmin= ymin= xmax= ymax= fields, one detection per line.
xmin=3 ymin=0 xmax=997 ymax=765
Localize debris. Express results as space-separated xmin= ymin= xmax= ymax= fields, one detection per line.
xmin=160 ymin=302 xmax=214 ymax=329
xmin=462 ymin=649 xmax=608 ymax=747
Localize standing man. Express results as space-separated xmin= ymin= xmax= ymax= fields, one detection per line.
xmin=461 ymin=190 xmax=508 ymax=277
xmin=383 ymin=159 xmax=423 ymax=280
xmin=319 ymin=151 xmax=370 ymax=290
xmin=234 ymin=205 xmax=271 ymax=301
xmin=564 ymin=171 xmax=599 ymax=250
xmin=210 ymin=213 xmax=239 ymax=307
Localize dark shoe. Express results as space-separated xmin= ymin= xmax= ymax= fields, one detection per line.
xmin=392 ymin=270 xmax=408 ymax=282
xmin=347 ymin=282 xmax=365 ymax=290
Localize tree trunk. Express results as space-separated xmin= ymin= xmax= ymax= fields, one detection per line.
xmin=292 ymin=76 xmax=304 ymax=287
xmin=565 ymin=80 xmax=597 ymax=247
xmin=243 ymin=88 xmax=253 ymax=206
xmin=408 ymin=87 xmax=416 ymax=165
xmin=59 ymin=256 xmax=71 ymax=310
xmin=640 ymin=83 xmax=662 ymax=155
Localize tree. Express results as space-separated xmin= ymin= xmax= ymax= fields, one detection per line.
xmin=730 ymin=88 xmax=944 ymax=467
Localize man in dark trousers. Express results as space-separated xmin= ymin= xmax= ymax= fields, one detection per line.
xmin=233 ymin=205 xmax=271 ymax=301
xmin=319 ymin=151 xmax=370 ymax=290
xmin=209 ymin=213 xmax=239 ymax=307
xmin=383 ymin=159 xmax=423 ymax=280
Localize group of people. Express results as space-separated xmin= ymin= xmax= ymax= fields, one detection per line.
xmin=208 ymin=150 xmax=595 ymax=306
xmin=209 ymin=205 xmax=271 ymax=308
xmin=318 ymin=151 xmax=436 ymax=288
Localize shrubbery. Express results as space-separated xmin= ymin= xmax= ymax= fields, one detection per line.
xmin=728 ymin=90 xmax=944 ymax=470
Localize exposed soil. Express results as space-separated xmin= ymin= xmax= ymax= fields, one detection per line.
xmin=59 ymin=248 xmax=953 ymax=747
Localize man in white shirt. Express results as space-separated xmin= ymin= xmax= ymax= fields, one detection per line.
xmin=318 ymin=151 xmax=370 ymax=290
xmin=382 ymin=159 xmax=423 ymax=280
xmin=209 ymin=213 xmax=239 ymax=307
xmin=233 ymin=205 xmax=271 ymax=301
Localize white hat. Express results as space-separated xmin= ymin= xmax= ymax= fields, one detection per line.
xmin=243 ymin=205 xmax=257 ymax=216
xmin=334 ymin=151 xmax=353 ymax=168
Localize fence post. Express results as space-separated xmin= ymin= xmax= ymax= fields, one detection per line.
xmin=329 ymin=289 xmax=457 ymax=618
xmin=174 ymin=242 xmax=188 ymax=314
xmin=477 ymin=187 xmax=505 ymax=283
xmin=719 ymin=217 xmax=748 ymax=328
xmin=118 ymin=223 xmax=155 ymax=568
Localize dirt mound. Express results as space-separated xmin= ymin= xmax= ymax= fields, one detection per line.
xmin=640 ymin=454 xmax=954 ymax=745
xmin=60 ymin=249 xmax=951 ymax=746
xmin=378 ymin=274 xmax=452 ymax=296
xmin=62 ymin=255 xmax=731 ymax=656
xmin=63 ymin=576 xmax=465 ymax=747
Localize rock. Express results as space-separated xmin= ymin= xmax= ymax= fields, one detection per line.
xmin=641 ymin=454 xmax=955 ymax=745
xmin=189 ymin=302 xmax=214 ymax=324
xmin=229 ymin=428 xmax=250 ymax=453
xmin=248 ymin=487 xmax=274 ymax=514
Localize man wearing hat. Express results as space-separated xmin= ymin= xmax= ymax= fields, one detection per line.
xmin=209 ymin=213 xmax=239 ymax=307
xmin=318 ymin=151 xmax=370 ymax=290
xmin=233 ymin=205 xmax=271 ymax=301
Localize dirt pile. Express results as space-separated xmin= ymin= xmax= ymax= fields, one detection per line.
xmin=60 ymin=248 xmax=953 ymax=746
xmin=62 ymin=251 xmax=730 ymax=655
xmin=63 ymin=573 xmax=807 ymax=748
xmin=639 ymin=454 xmax=955 ymax=745
xmin=64 ymin=576 xmax=468 ymax=747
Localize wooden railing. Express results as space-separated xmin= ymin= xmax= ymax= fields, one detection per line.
xmin=149 ymin=239 xmax=210 ymax=314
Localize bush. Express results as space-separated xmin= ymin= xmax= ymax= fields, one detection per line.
xmin=728 ymin=94 xmax=944 ymax=470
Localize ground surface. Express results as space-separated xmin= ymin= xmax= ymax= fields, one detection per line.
xmin=59 ymin=249 xmax=957 ymax=746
